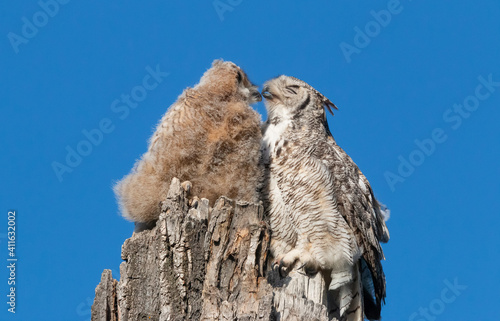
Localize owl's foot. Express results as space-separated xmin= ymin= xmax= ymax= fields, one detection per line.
xmin=189 ymin=196 xmax=200 ymax=208
xmin=273 ymin=249 xmax=303 ymax=277
xmin=273 ymin=249 xmax=319 ymax=278
xmin=182 ymin=181 xmax=200 ymax=207
xmin=272 ymin=260 xmax=290 ymax=278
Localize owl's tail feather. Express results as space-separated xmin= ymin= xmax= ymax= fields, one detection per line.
xmin=328 ymin=262 xmax=364 ymax=321
xmin=361 ymin=259 xmax=381 ymax=320
xmin=377 ymin=202 xmax=391 ymax=243
xmin=114 ymin=167 xmax=169 ymax=223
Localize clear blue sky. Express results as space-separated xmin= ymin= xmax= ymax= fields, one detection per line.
xmin=1 ymin=1 xmax=499 ymax=320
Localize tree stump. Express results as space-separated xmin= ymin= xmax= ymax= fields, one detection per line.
xmin=91 ymin=178 xmax=331 ymax=321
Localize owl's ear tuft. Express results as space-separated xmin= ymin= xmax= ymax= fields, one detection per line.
xmin=323 ymin=99 xmax=338 ymax=116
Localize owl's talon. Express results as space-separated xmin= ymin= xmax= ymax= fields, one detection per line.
xmin=181 ymin=181 xmax=192 ymax=193
xmin=189 ymin=196 xmax=200 ymax=208
xmin=278 ymin=259 xmax=290 ymax=278
xmin=279 ymin=266 xmax=289 ymax=278
xmin=272 ymin=259 xmax=289 ymax=278
xmin=297 ymin=262 xmax=306 ymax=270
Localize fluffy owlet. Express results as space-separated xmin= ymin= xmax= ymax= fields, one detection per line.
xmin=261 ymin=75 xmax=390 ymax=321
xmin=114 ymin=60 xmax=263 ymax=223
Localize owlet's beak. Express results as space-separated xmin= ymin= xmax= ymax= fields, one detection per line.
xmin=250 ymin=86 xmax=262 ymax=102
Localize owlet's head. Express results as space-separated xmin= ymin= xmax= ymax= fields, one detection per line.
xmin=199 ymin=60 xmax=262 ymax=104
xmin=261 ymin=75 xmax=337 ymax=123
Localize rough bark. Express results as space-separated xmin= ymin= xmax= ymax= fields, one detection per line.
xmin=91 ymin=178 xmax=331 ymax=321
xmin=91 ymin=269 xmax=118 ymax=321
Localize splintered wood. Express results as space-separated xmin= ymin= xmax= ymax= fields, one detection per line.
xmin=91 ymin=178 xmax=331 ymax=321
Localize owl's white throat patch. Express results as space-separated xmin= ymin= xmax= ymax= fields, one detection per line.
xmin=263 ymin=117 xmax=290 ymax=156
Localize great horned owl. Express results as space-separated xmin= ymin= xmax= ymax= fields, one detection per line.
xmin=261 ymin=75 xmax=390 ymax=321
xmin=114 ymin=60 xmax=263 ymax=223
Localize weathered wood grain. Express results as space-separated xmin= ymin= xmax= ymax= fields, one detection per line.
xmin=91 ymin=178 xmax=332 ymax=321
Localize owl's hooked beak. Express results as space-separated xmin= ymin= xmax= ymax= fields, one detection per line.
xmin=247 ymin=85 xmax=262 ymax=103
xmin=262 ymin=86 xmax=273 ymax=100
xmin=251 ymin=88 xmax=262 ymax=102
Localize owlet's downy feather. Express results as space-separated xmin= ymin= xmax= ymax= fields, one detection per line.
xmin=114 ymin=60 xmax=263 ymax=223
xmin=261 ymin=75 xmax=390 ymax=321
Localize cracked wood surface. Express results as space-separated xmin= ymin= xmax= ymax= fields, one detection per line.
xmin=91 ymin=178 xmax=331 ymax=321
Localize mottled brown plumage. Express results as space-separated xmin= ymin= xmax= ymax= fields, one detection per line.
xmin=261 ymin=75 xmax=389 ymax=321
xmin=114 ymin=60 xmax=263 ymax=223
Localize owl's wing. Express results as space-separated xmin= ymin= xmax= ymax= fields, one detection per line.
xmin=148 ymin=90 xmax=199 ymax=154
xmin=317 ymin=134 xmax=389 ymax=318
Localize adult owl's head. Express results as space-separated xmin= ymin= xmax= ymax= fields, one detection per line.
xmin=262 ymin=75 xmax=337 ymax=123
xmin=198 ymin=60 xmax=262 ymax=104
